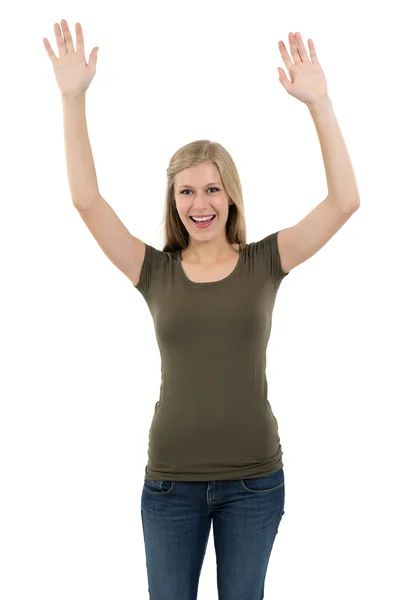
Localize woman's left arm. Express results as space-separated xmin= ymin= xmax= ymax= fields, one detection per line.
xmin=276 ymin=33 xmax=360 ymax=274
xmin=308 ymin=96 xmax=360 ymax=212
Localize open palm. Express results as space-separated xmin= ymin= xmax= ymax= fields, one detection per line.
xmin=277 ymin=32 xmax=328 ymax=105
xmin=43 ymin=19 xmax=99 ymax=97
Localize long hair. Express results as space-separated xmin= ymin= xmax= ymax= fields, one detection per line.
xmin=159 ymin=140 xmax=247 ymax=253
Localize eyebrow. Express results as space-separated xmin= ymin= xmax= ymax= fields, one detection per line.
xmin=178 ymin=182 xmax=221 ymax=189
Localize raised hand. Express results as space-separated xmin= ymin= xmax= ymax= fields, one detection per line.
xmin=43 ymin=19 xmax=99 ymax=97
xmin=277 ymin=32 xmax=328 ymax=105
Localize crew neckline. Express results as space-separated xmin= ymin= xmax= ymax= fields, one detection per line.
xmin=177 ymin=245 xmax=245 ymax=286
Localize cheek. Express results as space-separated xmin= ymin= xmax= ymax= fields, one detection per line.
xmin=175 ymin=199 xmax=188 ymax=216
xmin=210 ymin=197 xmax=228 ymax=214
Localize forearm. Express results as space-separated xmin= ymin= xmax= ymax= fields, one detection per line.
xmin=308 ymin=97 xmax=360 ymax=212
xmin=62 ymin=93 xmax=100 ymax=207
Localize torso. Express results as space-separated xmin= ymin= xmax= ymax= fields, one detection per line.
xmin=179 ymin=243 xmax=241 ymax=283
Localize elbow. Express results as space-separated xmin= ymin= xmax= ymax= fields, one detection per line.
xmin=344 ymin=198 xmax=361 ymax=214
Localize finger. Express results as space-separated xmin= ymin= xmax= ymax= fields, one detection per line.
xmin=288 ymin=32 xmax=302 ymax=63
xmin=54 ymin=22 xmax=67 ymax=58
xmin=308 ymin=38 xmax=319 ymax=64
xmin=60 ymin=19 xmax=75 ymax=54
xmin=87 ymin=47 xmax=99 ymax=72
xmin=277 ymin=67 xmax=292 ymax=93
xmin=74 ymin=22 xmax=85 ymax=55
xmin=278 ymin=40 xmax=294 ymax=72
xmin=294 ymin=32 xmax=309 ymax=62
xmin=43 ymin=37 xmax=58 ymax=64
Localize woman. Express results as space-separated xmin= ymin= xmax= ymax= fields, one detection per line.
xmin=44 ymin=20 xmax=360 ymax=600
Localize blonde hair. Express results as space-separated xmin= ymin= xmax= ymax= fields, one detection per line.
xmin=159 ymin=140 xmax=247 ymax=253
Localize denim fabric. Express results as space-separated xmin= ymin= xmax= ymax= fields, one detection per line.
xmin=141 ymin=467 xmax=285 ymax=599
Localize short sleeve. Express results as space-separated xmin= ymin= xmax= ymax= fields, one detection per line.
xmin=133 ymin=243 xmax=167 ymax=297
xmin=253 ymin=231 xmax=289 ymax=289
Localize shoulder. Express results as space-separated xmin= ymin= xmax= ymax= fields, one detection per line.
xmin=246 ymin=232 xmax=289 ymax=284
xmin=134 ymin=243 xmax=176 ymax=294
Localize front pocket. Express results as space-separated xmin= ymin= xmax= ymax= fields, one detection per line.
xmin=143 ymin=479 xmax=175 ymax=495
xmin=240 ymin=468 xmax=284 ymax=493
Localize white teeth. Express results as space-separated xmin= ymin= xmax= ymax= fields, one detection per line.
xmin=191 ymin=215 xmax=214 ymax=222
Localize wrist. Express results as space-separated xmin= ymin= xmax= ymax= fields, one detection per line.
xmin=306 ymin=96 xmax=333 ymax=113
xmin=61 ymin=91 xmax=86 ymax=103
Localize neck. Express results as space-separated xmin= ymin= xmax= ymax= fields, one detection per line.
xmin=183 ymin=238 xmax=237 ymax=265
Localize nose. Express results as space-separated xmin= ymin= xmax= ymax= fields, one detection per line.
xmin=192 ymin=199 xmax=213 ymax=210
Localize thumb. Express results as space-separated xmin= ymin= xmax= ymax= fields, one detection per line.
xmin=277 ymin=67 xmax=292 ymax=93
xmin=88 ymin=47 xmax=99 ymax=72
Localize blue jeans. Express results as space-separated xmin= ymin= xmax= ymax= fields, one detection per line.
xmin=141 ymin=466 xmax=285 ymax=600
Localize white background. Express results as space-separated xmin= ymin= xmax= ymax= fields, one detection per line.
xmin=1 ymin=0 xmax=418 ymax=599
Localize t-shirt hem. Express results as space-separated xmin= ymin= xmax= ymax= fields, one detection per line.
xmin=144 ymin=456 xmax=283 ymax=482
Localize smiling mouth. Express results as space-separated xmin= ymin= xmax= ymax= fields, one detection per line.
xmin=189 ymin=215 xmax=216 ymax=222
xmin=189 ymin=215 xmax=216 ymax=228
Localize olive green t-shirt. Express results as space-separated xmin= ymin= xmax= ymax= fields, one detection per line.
xmin=134 ymin=231 xmax=289 ymax=481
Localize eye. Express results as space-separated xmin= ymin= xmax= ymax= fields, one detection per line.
xmin=180 ymin=187 xmax=220 ymax=195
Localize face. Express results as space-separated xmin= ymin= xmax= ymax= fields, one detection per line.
xmin=174 ymin=161 xmax=233 ymax=241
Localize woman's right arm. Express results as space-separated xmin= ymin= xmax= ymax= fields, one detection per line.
xmin=62 ymin=93 xmax=100 ymax=207
xmin=44 ymin=20 xmax=146 ymax=286
xmin=62 ymin=94 xmax=146 ymax=287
